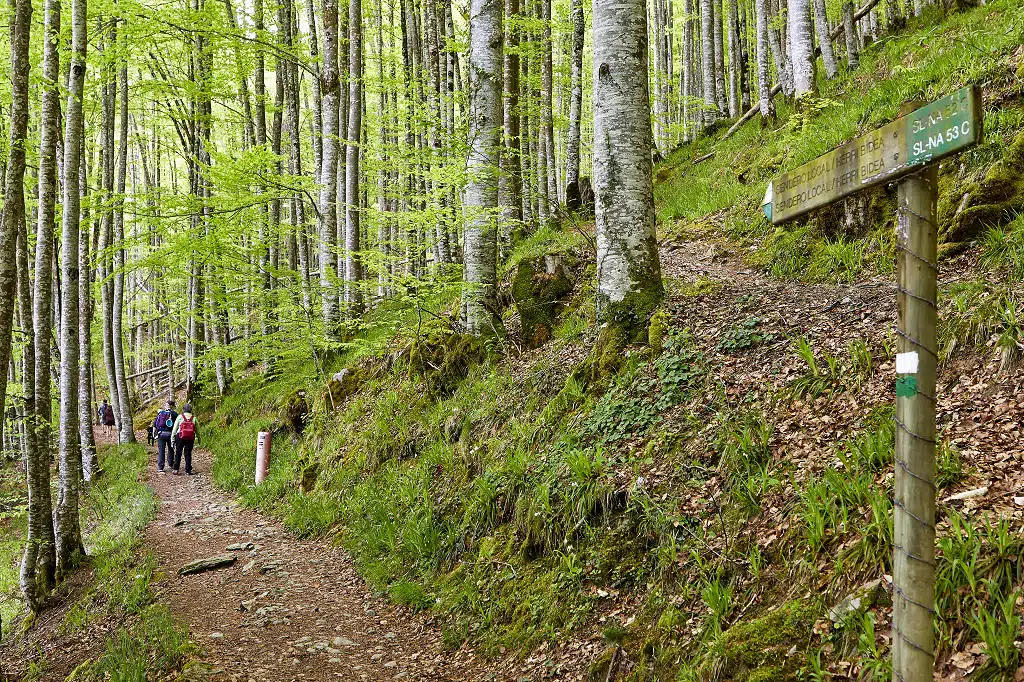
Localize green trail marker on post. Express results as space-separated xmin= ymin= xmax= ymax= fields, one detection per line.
xmin=761 ymin=85 xmax=982 ymax=225
xmin=762 ymin=86 xmax=983 ymax=682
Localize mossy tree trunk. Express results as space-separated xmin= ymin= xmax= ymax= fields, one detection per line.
xmin=592 ymin=0 xmax=664 ymax=345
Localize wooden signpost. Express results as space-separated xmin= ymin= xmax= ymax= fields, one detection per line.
xmin=762 ymin=86 xmax=982 ymax=224
xmin=763 ymin=86 xmax=983 ymax=682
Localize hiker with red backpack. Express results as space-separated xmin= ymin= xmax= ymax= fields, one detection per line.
xmin=154 ymin=399 xmax=178 ymax=474
xmin=98 ymin=398 xmax=116 ymax=436
xmin=170 ymin=403 xmax=199 ymax=475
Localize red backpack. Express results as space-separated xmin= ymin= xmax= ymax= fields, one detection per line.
xmin=178 ymin=415 xmax=196 ymax=441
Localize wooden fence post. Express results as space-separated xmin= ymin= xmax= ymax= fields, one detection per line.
xmin=891 ymin=156 xmax=938 ymax=682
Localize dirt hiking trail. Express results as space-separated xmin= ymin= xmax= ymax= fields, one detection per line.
xmin=146 ymin=446 xmax=505 ymax=682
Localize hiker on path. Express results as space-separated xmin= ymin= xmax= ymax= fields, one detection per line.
xmin=170 ymin=403 xmax=199 ymax=475
xmin=98 ymin=399 xmax=116 ymax=436
xmin=154 ymin=399 xmax=179 ymax=473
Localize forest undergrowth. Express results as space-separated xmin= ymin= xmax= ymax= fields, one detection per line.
xmin=194 ymin=6 xmax=1024 ymax=675
xmin=0 ymin=446 xmax=195 ymax=681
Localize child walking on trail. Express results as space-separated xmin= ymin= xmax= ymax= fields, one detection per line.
xmin=170 ymin=403 xmax=199 ymax=475
xmin=154 ymin=399 xmax=178 ymax=473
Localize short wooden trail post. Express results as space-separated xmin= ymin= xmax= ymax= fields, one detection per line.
xmin=762 ymin=86 xmax=982 ymax=682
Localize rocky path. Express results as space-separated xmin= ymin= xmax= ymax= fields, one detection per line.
xmin=146 ymin=446 xmax=505 ymax=682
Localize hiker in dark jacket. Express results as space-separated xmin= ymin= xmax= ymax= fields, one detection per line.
xmin=170 ymin=403 xmax=199 ymax=475
xmin=154 ymin=399 xmax=178 ymax=473
xmin=98 ymin=399 xmax=116 ymax=436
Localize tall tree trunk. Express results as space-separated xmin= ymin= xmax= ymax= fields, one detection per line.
xmin=17 ymin=217 xmax=45 ymax=611
xmin=885 ymin=0 xmax=903 ymax=32
xmin=462 ymin=0 xmax=503 ymax=335
xmin=756 ymin=0 xmax=777 ymax=119
xmin=30 ymin=0 xmax=60 ymax=592
xmin=320 ymin=0 xmax=342 ymax=339
xmin=99 ymin=26 xmax=120 ymax=424
xmin=374 ymin=0 xmax=390 ymax=300
xmin=344 ymin=0 xmax=363 ymax=308
xmin=540 ymin=0 xmax=556 ymax=210
xmin=701 ymin=0 xmax=720 ymax=125
xmin=253 ymin=0 xmax=274 ymax=372
xmin=789 ymin=0 xmax=815 ymax=97
xmin=336 ymin=0 xmax=349 ymax=317
xmin=592 ymin=0 xmax=663 ymax=333
xmin=728 ymin=0 xmax=740 ymax=116
xmin=683 ymin=0 xmax=694 ymax=139
xmin=34 ymin=0 xmax=59 ymax=439
xmin=714 ymin=0 xmax=728 ymax=114
xmin=767 ymin=3 xmax=794 ymax=96
xmin=113 ymin=59 xmax=135 ymax=442
xmin=79 ymin=145 xmax=98 ymax=481
xmin=813 ymin=0 xmax=838 ymax=78
xmin=739 ymin=1 xmax=751 ymax=110
xmin=499 ymin=0 xmax=523 ymax=243
xmin=307 ymin=0 xmax=324 ymax=183
xmin=284 ymin=0 xmax=311 ymax=314
xmin=843 ymin=2 xmax=859 ymax=69
xmin=0 ymin=0 xmax=31 ymax=460
xmin=564 ymin=0 xmax=584 ymax=210
xmin=56 ymin=0 xmax=87 ymax=574
xmin=519 ymin=52 xmax=534 ymax=228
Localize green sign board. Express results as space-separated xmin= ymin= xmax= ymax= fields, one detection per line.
xmin=763 ymin=86 xmax=982 ymax=224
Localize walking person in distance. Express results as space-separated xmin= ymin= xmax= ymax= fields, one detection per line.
xmin=154 ymin=399 xmax=178 ymax=473
xmin=171 ymin=403 xmax=199 ymax=475
xmin=98 ymin=398 xmax=116 ymax=436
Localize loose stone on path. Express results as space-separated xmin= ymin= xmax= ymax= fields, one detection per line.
xmin=179 ymin=554 xmax=237 ymax=576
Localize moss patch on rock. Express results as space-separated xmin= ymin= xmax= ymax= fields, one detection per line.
xmin=324 ymin=367 xmax=368 ymax=410
xmin=280 ymin=389 xmax=310 ymax=434
xmin=939 ymin=128 xmax=1024 ymax=246
xmin=405 ymin=332 xmax=490 ymax=395
xmin=698 ymin=600 xmax=819 ymax=681
xmin=511 ymin=257 xmax=574 ymax=349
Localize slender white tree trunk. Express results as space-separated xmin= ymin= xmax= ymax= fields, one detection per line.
xmin=701 ymin=0 xmax=719 ymax=125
xmin=755 ymin=0 xmax=777 ymax=120
xmin=344 ymin=0 xmax=363 ymax=309
xmin=564 ymin=0 xmax=584 ymax=209
xmin=29 ymin=0 xmax=60 ymax=594
xmin=319 ymin=0 xmax=341 ymax=339
xmin=17 ymin=218 xmax=44 ymax=612
xmin=843 ymin=2 xmax=859 ymax=69
xmin=683 ymin=0 xmax=694 ymax=139
xmin=541 ymin=0 xmax=556 ymax=209
xmin=767 ymin=4 xmax=794 ymax=96
xmin=79 ymin=147 xmax=98 ymax=481
xmin=813 ymin=0 xmax=839 ymax=78
xmin=592 ymin=0 xmax=664 ymax=332
xmin=499 ymin=0 xmax=523 ymax=239
xmin=714 ymin=0 xmax=728 ymax=114
xmin=462 ymin=0 xmax=503 ymax=335
xmin=56 ymin=0 xmax=87 ymax=574
xmin=789 ymin=0 xmax=815 ymax=97
xmin=728 ymin=0 xmax=740 ymax=116
xmin=113 ymin=61 xmax=135 ymax=442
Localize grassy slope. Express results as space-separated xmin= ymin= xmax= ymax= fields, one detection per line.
xmin=1 ymin=445 xmax=194 ymax=681
xmin=199 ymin=4 xmax=1024 ymax=681
xmin=656 ymin=0 xmax=1024 ymax=280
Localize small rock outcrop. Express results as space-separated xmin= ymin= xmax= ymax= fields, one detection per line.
xmin=512 ymin=255 xmax=573 ymax=349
